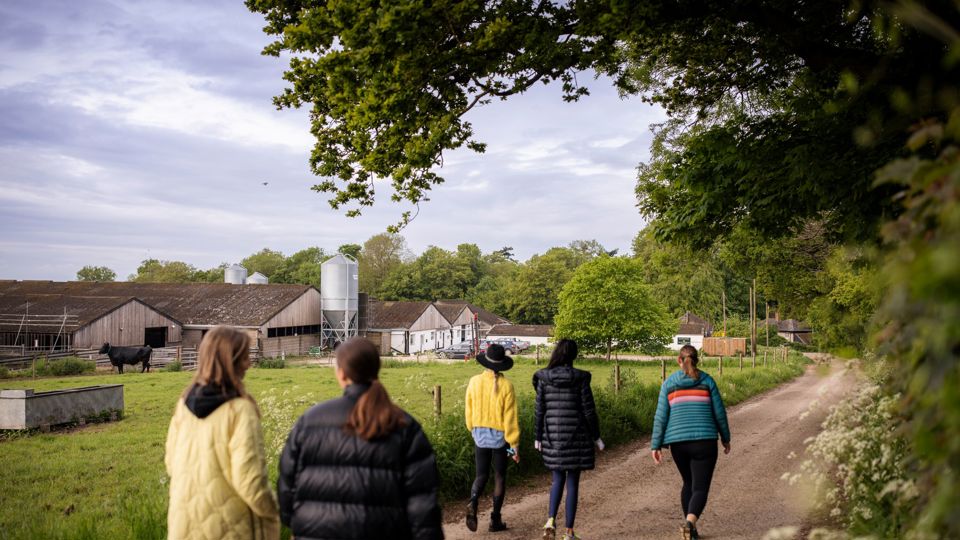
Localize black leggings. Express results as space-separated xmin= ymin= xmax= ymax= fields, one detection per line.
xmin=670 ymin=439 xmax=718 ymax=518
xmin=471 ymin=446 xmax=508 ymax=505
xmin=549 ymin=469 xmax=581 ymax=528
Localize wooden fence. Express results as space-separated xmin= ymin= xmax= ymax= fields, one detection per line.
xmin=703 ymin=337 xmax=747 ymax=356
xmin=0 ymin=346 xmax=200 ymax=371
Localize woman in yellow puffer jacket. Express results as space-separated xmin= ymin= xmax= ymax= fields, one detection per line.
xmin=165 ymin=326 xmax=280 ymax=540
xmin=464 ymin=343 xmax=520 ymax=533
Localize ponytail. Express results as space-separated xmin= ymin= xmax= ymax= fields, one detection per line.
xmin=336 ymin=338 xmax=408 ymax=441
xmin=679 ymin=344 xmax=699 ymax=378
xmin=492 ymin=370 xmax=501 ymax=394
xmin=345 ymin=380 xmax=407 ymax=440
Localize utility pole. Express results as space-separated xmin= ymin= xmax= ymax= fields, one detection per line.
xmin=751 ymin=279 xmax=758 ymax=359
xmin=765 ymin=301 xmax=770 ymax=348
xmin=722 ymin=290 xmax=727 ymax=337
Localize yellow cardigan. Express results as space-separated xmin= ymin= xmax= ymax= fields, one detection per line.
xmin=165 ymin=397 xmax=280 ymax=540
xmin=465 ymin=369 xmax=520 ymax=449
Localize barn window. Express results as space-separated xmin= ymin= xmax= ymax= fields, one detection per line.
xmin=267 ymin=325 xmax=321 ymax=338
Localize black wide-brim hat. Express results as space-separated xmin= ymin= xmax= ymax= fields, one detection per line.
xmin=476 ymin=344 xmax=514 ymax=372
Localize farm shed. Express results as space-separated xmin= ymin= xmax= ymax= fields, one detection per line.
xmin=0 ymin=281 xmax=321 ymax=357
xmin=485 ymin=324 xmax=553 ymax=346
xmin=367 ymin=301 xmax=451 ymax=354
xmin=0 ymin=292 xmax=181 ymax=351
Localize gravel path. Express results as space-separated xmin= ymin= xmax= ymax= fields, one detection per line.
xmin=443 ymin=363 xmax=846 ymax=540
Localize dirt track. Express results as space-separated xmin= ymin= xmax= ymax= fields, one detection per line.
xmin=443 ymin=363 xmax=845 ymax=540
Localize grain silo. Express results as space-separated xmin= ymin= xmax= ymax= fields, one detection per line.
xmin=225 ymin=264 xmax=247 ymax=285
xmin=246 ymin=272 xmax=269 ymax=284
xmin=320 ymin=253 xmax=359 ymax=346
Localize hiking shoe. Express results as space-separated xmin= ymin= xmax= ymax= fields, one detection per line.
xmin=542 ymin=517 xmax=556 ymax=540
xmin=681 ymin=520 xmax=699 ymax=540
xmin=465 ymin=503 xmax=477 ymax=532
xmin=489 ymin=515 xmax=508 ymax=532
xmin=562 ymin=532 xmax=581 ymax=540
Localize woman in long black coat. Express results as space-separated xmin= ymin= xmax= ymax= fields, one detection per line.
xmin=533 ymin=339 xmax=603 ymax=540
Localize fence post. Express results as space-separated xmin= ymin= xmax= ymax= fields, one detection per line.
xmin=433 ymin=385 xmax=442 ymax=418
xmin=614 ymin=362 xmax=622 ymax=394
xmin=719 ymin=356 xmax=724 ymax=376
xmin=661 ymin=358 xmax=666 ymax=382
xmin=177 ymin=346 xmax=182 ymax=363
xmin=536 ymin=345 xmax=541 ymax=365
xmin=763 ymin=350 xmax=767 ymax=367
xmin=752 ymin=350 xmax=756 ymax=369
xmin=739 ymin=353 xmax=743 ymax=371
xmin=32 ymin=355 xmax=36 ymax=379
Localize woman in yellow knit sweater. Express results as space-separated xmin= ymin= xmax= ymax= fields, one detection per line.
xmin=464 ymin=343 xmax=520 ymax=533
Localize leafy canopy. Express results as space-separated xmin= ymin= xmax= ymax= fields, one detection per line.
xmin=554 ymin=256 xmax=674 ymax=353
xmin=76 ymin=265 xmax=116 ymax=282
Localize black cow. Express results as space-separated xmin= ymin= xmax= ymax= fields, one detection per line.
xmin=99 ymin=343 xmax=152 ymax=373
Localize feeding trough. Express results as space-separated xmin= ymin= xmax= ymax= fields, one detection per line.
xmin=0 ymin=385 xmax=123 ymax=430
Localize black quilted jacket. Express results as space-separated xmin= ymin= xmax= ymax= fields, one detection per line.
xmin=533 ymin=366 xmax=601 ymax=471
xmin=277 ymin=384 xmax=443 ymax=540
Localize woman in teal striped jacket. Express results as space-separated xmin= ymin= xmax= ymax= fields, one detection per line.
xmin=651 ymin=344 xmax=731 ymax=540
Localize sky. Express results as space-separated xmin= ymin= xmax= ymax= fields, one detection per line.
xmin=0 ymin=0 xmax=667 ymax=281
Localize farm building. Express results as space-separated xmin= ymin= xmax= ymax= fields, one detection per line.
xmin=0 ymin=281 xmax=321 ymax=357
xmin=668 ymin=312 xmax=714 ymax=351
xmin=485 ymin=324 xmax=553 ymax=345
xmin=365 ymin=299 xmax=511 ymax=355
xmin=774 ymin=319 xmax=813 ymax=345
xmin=0 ymin=294 xmax=181 ymax=350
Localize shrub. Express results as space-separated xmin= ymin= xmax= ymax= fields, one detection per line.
xmin=34 ymin=357 xmax=95 ymax=377
xmin=257 ymin=357 xmax=286 ymax=369
xmin=162 ymin=361 xmax=182 ymax=372
xmin=0 ymin=367 xmax=9 ymax=379
xmin=785 ymin=370 xmax=914 ymax=537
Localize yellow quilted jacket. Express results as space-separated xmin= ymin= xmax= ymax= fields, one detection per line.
xmin=165 ymin=397 xmax=280 ymax=540
xmin=465 ymin=370 xmax=520 ymax=449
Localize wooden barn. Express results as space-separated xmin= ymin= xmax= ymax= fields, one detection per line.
xmin=0 ymin=281 xmax=321 ymax=357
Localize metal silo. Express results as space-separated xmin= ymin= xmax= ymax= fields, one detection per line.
xmin=247 ymin=272 xmax=269 ymax=284
xmin=321 ymin=253 xmax=359 ymax=346
xmin=225 ymin=264 xmax=247 ymax=285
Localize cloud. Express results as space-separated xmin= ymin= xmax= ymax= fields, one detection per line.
xmin=0 ymin=0 xmax=667 ymax=281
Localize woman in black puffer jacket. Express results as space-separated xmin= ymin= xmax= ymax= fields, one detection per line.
xmin=533 ymin=339 xmax=603 ymax=540
xmin=277 ymin=338 xmax=443 ymax=540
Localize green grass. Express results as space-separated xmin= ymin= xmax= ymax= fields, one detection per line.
xmin=0 ymin=352 xmax=808 ymax=539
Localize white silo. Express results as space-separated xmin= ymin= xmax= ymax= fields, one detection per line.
xmin=225 ymin=264 xmax=248 ymax=285
xmin=321 ymin=253 xmax=359 ymax=346
xmin=247 ymin=272 xmax=269 ymax=284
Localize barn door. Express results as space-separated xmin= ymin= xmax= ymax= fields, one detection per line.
xmin=144 ymin=327 xmax=167 ymax=348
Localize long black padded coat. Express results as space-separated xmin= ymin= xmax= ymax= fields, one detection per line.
xmin=533 ymin=366 xmax=601 ymax=471
xmin=277 ymin=383 xmax=444 ymax=540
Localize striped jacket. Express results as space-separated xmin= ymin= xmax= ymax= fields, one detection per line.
xmin=651 ymin=370 xmax=731 ymax=450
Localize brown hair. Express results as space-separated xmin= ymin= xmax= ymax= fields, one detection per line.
xmin=183 ymin=326 xmax=256 ymax=408
xmin=679 ymin=344 xmax=700 ymax=378
xmin=337 ymin=338 xmax=407 ymax=440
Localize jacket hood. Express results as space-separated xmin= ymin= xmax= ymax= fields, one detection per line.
xmin=537 ymin=366 xmax=585 ymax=388
xmin=185 ymin=383 xmax=238 ymax=418
xmin=667 ymin=370 xmax=709 ymax=388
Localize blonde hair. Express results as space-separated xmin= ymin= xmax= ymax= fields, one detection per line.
xmin=183 ymin=326 xmax=255 ymax=410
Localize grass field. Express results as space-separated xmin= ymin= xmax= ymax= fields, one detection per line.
xmin=0 ymin=352 xmax=807 ymax=539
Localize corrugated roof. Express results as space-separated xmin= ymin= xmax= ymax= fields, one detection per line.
xmin=0 ymin=281 xmax=314 ymax=327
xmin=487 ymin=324 xmax=553 ymax=337
xmin=367 ymin=301 xmax=432 ymax=329
xmin=434 ymin=300 xmax=509 ymax=326
xmin=0 ymin=295 xmax=148 ymax=332
xmin=777 ymin=319 xmax=811 ymax=332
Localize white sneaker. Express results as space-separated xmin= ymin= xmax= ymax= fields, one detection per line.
xmin=542 ymin=517 xmax=556 ymax=540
